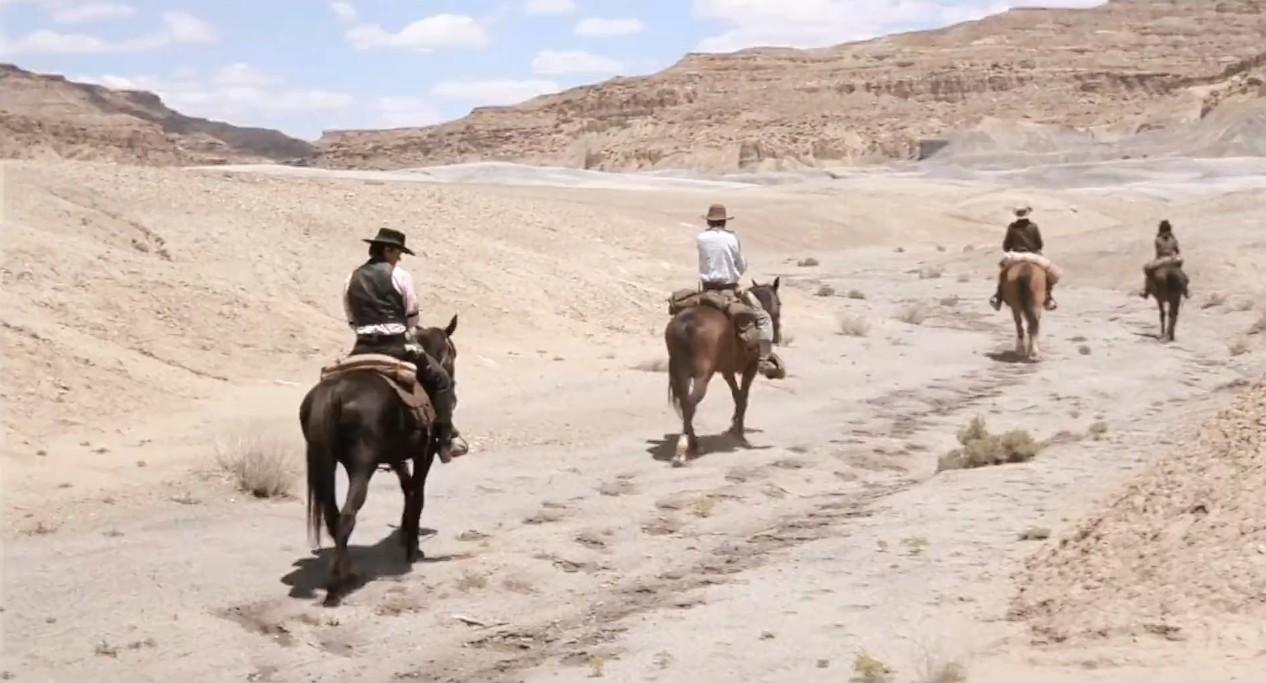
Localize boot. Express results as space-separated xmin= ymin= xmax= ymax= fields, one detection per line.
xmin=989 ymin=273 xmax=1004 ymax=311
xmin=1141 ymin=270 xmax=1152 ymax=299
xmin=1044 ymin=283 xmax=1058 ymax=311
xmin=757 ymin=340 xmax=785 ymax=380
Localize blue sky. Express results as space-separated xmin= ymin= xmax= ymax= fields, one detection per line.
xmin=1 ymin=0 xmax=1103 ymax=140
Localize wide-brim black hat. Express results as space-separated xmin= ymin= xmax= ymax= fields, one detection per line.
xmin=362 ymin=227 xmax=415 ymax=255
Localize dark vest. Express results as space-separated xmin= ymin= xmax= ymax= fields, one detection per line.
xmin=346 ymin=259 xmax=405 ymax=329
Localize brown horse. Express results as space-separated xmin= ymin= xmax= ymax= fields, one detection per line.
xmin=664 ymin=278 xmax=782 ymax=467
xmin=1148 ymin=262 xmax=1189 ymax=342
xmin=1000 ymin=262 xmax=1046 ymax=361
xmin=299 ymin=315 xmax=459 ymax=604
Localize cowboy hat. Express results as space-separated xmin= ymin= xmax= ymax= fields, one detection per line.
xmin=704 ymin=203 xmax=734 ymax=222
xmin=362 ymin=227 xmax=415 ymax=255
xmin=1013 ymin=205 xmax=1033 ymax=218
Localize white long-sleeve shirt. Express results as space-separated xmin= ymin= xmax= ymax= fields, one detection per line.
xmin=696 ymin=227 xmax=747 ymax=286
xmin=342 ymin=264 xmax=420 ymax=335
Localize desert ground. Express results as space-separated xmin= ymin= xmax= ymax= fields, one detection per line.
xmin=2 ymin=155 xmax=1265 ymax=682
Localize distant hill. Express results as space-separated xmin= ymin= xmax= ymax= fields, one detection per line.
xmin=0 ymin=63 xmax=313 ymax=165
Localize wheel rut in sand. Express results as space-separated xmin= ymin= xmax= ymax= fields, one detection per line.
xmin=441 ymin=480 xmax=913 ymax=682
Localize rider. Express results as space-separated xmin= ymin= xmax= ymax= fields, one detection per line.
xmin=695 ymin=203 xmax=783 ymax=379
xmin=1142 ymin=219 xmax=1188 ymax=299
xmin=989 ymin=206 xmax=1058 ymax=312
xmin=342 ymin=227 xmax=458 ymax=463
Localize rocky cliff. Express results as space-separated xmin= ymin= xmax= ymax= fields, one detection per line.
xmin=0 ymin=64 xmax=313 ymax=165
xmin=312 ymin=0 xmax=1266 ymax=172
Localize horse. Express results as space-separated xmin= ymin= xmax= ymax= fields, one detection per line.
xmin=298 ymin=315 xmax=459 ymax=602
xmin=1000 ymin=262 xmax=1046 ymax=361
xmin=664 ymin=278 xmax=782 ymax=467
xmin=1147 ymin=262 xmax=1188 ymax=342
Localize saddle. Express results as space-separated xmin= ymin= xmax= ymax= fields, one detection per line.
xmin=999 ymin=251 xmax=1063 ymax=284
xmin=1145 ymin=255 xmax=1184 ymax=271
xmin=319 ymin=353 xmax=436 ymax=428
xmin=667 ymin=287 xmax=761 ymax=346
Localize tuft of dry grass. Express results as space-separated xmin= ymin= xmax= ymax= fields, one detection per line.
xmin=919 ymin=660 xmax=967 ymax=683
xmin=918 ymin=265 xmax=944 ymax=280
xmin=213 ymin=420 xmax=299 ymax=499
xmin=455 ymin=570 xmax=488 ymax=592
xmin=838 ymin=314 xmax=872 ymax=337
xmin=1249 ymin=312 xmax=1266 ymax=336
xmin=956 ymin=273 xmax=971 ymax=283
xmin=939 ymin=295 xmax=959 ymax=307
xmin=852 ymin=650 xmax=893 ymax=683
xmin=633 ymin=357 xmax=669 ymax=373
xmin=1228 ymin=336 xmax=1251 ymax=357
xmin=898 ymin=302 xmax=932 ymax=325
xmin=815 ymin=284 xmax=836 ymax=297
xmin=1233 ymin=299 xmax=1254 ymax=312
xmin=1019 ymin=527 xmax=1052 ymax=541
xmin=1088 ymin=421 xmax=1109 ymax=440
xmin=937 ymin=416 xmax=1042 ymax=472
xmin=797 ymin=257 xmax=820 ymax=267
xmin=1202 ymin=292 xmax=1227 ymax=309
xmin=847 ymin=289 xmax=867 ymax=300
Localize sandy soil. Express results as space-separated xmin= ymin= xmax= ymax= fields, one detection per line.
xmin=2 ymin=158 xmax=1264 ymax=682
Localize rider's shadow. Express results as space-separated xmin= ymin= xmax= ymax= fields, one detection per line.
xmin=645 ymin=429 xmax=771 ymax=463
xmin=281 ymin=529 xmax=469 ymax=605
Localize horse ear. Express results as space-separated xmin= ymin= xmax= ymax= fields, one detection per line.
xmin=445 ymin=314 xmax=458 ymax=337
xmin=772 ymin=276 xmax=780 ymax=291
xmin=752 ymin=279 xmax=762 ymax=288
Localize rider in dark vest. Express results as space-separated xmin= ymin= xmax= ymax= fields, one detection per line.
xmin=343 ymin=228 xmax=458 ymax=463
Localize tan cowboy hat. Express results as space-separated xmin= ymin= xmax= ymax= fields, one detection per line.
xmin=1013 ymin=205 xmax=1033 ymax=218
xmin=704 ymin=203 xmax=734 ymax=222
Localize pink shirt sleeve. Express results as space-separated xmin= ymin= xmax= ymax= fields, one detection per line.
xmin=392 ymin=266 xmax=421 ymax=329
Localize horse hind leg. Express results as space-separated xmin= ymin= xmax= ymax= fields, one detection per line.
xmin=1012 ymin=308 xmax=1026 ymax=357
xmin=674 ymin=371 xmax=711 ymax=467
xmin=329 ymin=456 xmax=374 ymax=599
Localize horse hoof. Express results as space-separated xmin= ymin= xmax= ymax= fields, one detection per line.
xmin=671 ymin=457 xmax=687 ymax=468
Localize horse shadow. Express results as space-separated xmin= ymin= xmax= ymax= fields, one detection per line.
xmin=281 ymin=528 xmax=468 ymax=606
xmin=645 ymin=429 xmax=772 ymax=464
xmin=986 ymin=350 xmax=1032 ymax=364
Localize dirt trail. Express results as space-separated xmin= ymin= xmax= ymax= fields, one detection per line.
xmin=3 ymin=160 xmax=1265 ymax=682
xmin=6 ymin=245 xmax=1262 ymax=683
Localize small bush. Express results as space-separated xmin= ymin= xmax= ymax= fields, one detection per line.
xmin=797 ymin=257 xmax=820 ymax=267
xmin=939 ymin=295 xmax=959 ymax=307
xmin=1202 ymin=292 xmax=1227 ymax=309
xmin=1233 ymin=299 xmax=1254 ymax=312
xmin=214 ymin=421 xmax=299 ymax=498
xmin=1088 ymin=421 xmax=1109 ymax=440
xmin=937 ymin=416 xmax=1042 ymax=471
xmin=918 ymin=265 xmax=944 ymax=280
xmin=847 ymin=289 xmax=867 ymax=300
xmin=633 ymin=358 xmax=669 ymax=372
xmin=1249 ymin=312 xmax=1266 ymax=336
xmin=816 ymin=284 xmax=836 ymax=297
xmin=852 ymin=650 xmax=892 ymax=683
xmin=1229 ymin=336 xmax=1251 ymax=356
xmin=956 ymin=273 xmax=971 ymax=283
xmin=838 ymin=314 xmax=872 ymax=337
xmin=898 ymin=303 xmax=932 ymax=325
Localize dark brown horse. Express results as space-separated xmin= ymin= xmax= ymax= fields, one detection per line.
xmin=299 ymin=315 xmax=459 ymax=603
xmin=664 ymin=278 xmax=782 ymax=467
xmin=1148 ymin=262 xmax=1189 ymax=342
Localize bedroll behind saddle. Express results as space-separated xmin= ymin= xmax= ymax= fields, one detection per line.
xmin=666 ymin=288 xmax=761 ymax=345
xmin=319 ymin=353 xmax=437 ymax=428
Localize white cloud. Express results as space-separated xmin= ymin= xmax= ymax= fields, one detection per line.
xmin=212 ymin=62 xmax=277 ymax=88
xmin=0 ymin=10 xmax=218 ymax=54
xmin=430 ymin=79 xmax=560 ymax=106
xmin=330 ymin=1 xmax=355 ymax=24
xmin=574 ymin=17 xmax=643 ymax=37
xmin=346 ymin=13 xmax=488 ymax=51
xmin=531 ymin=49 xmax=624 ymax=76
xmin=523 ymin=0 xmax=574 ymax=16
xmin=691 ymin=0 xmax=1105 ymax=52
xmin=48 ymin=2 xmax=135 ymax=24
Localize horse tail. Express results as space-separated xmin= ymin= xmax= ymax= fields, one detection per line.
xmin=666 ymin=314 xmax=695 ymax=418
xmin=302 ymin=381 xmax=342 ymax=549
xmin=1165 ymin=266 xmax=1186 ymax=301
xmin=1017 ymin=264 xmax=1040 ymax=332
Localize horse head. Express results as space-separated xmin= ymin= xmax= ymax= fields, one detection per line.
xmin=748 ymin=277 xmax=782 ymax=344
xmin=415 ymin=314 xmax=459 ymax=384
